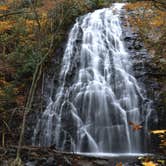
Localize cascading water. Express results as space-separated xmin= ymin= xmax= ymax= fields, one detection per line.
xmin=33 ymin=3 xmax=152 ymax=154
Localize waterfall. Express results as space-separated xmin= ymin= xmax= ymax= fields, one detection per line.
xmin=33 ymin=3 xmax=151 ymax=153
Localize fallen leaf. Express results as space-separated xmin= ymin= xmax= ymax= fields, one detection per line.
xmin=142 ymin=161 xmax=157 ymax=166
xmin=151 ymin=130 xmax=166 ymax=134
xmin=129 ymin=121 xmax=143 ymax=131
xmin=116 ymin=162 xmax=123 ymax=166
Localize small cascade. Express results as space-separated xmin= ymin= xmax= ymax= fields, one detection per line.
xmin=33 ymin=3 xmax=152 ymax=153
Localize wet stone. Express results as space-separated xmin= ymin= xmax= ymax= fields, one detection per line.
xmin=25 ymin=161 xmax=37 ymax=166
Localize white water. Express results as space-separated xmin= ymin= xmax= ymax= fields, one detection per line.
xmin=75 ymin=152 xmax=153 ymax=158
xmin=33 ymin=3 xmax=151 ymax=153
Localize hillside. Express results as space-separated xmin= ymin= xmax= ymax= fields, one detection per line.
xmin=0 ymin=0 xmax=166 ymax=165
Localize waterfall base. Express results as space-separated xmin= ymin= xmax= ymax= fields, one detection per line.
xmin=75 ymin=152 xmax=153 ymax=158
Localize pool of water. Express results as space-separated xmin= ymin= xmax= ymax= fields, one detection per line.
xmin=75 ymin=152 xmax=153 ymax=158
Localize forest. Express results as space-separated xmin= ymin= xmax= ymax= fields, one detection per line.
xmin=0 ymin=0 xmax=166 ymax=165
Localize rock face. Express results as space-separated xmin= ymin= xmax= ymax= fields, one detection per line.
xmin=121 ymin=8 xmax=166 ymax=154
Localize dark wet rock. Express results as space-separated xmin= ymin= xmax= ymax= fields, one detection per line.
xmin=25 ymin=161 xmax=37 ymax=166
xmin=0 ymin=146 xmax=166 ymax=165
xmin=93 ymin=159 xmax=108 ymax=165
xmin=121 ymin=7 xmax=166 ymax=155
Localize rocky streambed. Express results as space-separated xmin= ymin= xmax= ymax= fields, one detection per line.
xmin=1 ymin=146 xmax=165 ymax=166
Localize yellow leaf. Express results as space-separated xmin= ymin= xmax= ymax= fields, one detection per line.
xmin=142 ymin=161 xmax=157 ymax=166
xmin=151 ymin=130 xmax=166 ymax=134
xmin=0 ymin=21 xmax=13 ymax=33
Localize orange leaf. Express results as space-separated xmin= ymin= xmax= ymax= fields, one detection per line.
xmin=129 ymin=121 xmax=143 ymax=131
xmin=0 ymin=5 xmax=8 ymax=11
xmin=116 ymin=162 xmax=123 ymax=166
